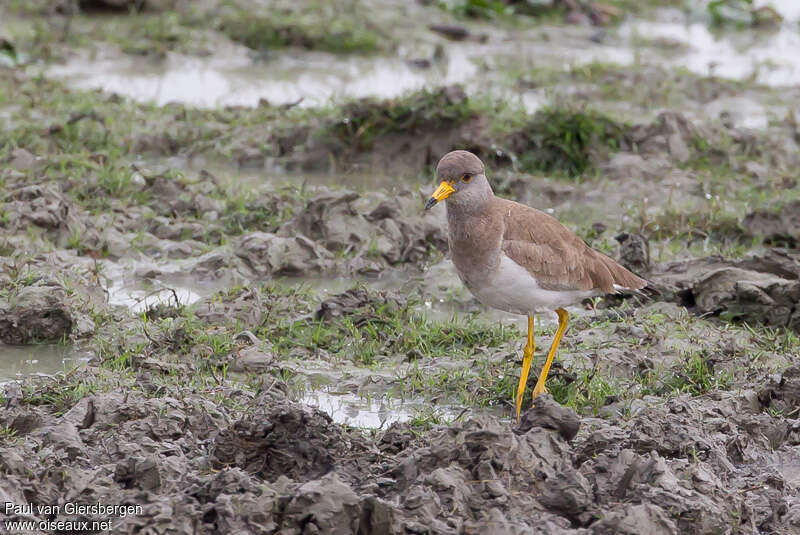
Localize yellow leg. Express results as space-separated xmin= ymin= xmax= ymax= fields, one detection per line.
xmin=531 ymin=308 xmax=569 ymax=403
xmin=514 ymin=315 xmax=535 ymax=420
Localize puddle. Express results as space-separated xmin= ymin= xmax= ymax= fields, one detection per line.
xmin=300 ymin=389 xmax=508 ymax=429
xmin=42 ymin=23 xmax=629 ymax=112
xmin=0 ymin=344 xmax=92 ymax=382
xmin=107 ymin=283 xmax=202 ymax=313
xmin=299 ymin=390 xmax=463 ymax=428
xmin=31 ymin=0 xmax=800 ymax=124
xmin=101 ymin=259 xmax=231 ymax=313
xmin=621 ymin=3 xmax=800 ymax=87
xmin=45 ymin=44 xmax=479 ymax=108
xmin=279 ymin=271 xmax=405 ymax=295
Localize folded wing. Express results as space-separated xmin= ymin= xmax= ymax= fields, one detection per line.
xmin=498 ymin=199 xmax=646 ymax=294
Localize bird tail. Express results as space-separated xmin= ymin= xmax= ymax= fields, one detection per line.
xmin=602 ymin=255 xmax=648 ymax=292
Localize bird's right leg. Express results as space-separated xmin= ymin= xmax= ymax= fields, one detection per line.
xmin=531 ymin=308 xmax=569 ymax=403
xmin=515 ymin=315 xmax=535 ymax=420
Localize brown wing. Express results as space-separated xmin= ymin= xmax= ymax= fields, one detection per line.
xmin=496 ymin=198 xmax=646 ymax=294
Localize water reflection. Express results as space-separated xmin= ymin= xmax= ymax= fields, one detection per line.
xmin=301 ymin=390 xmax=443 ymax=428
xmin=0 ymin=344 xmax=91 ymax=382
xmin=46 ymin=45 xmax=478 ymax=108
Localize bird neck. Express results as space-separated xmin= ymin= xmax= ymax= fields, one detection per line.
xmin=445 ymin=179 xmax=503 ymax=286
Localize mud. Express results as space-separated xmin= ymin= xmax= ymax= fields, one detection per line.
xmin=3 ymin=0 xmax=800 ymax=532
xmin=743 ymin=200 xmax=800 ymax=248
xmin=2 ymin=245 xmax=800 ymax=533
xmin=3 ymin=368 xmax=800 ymax=533
xmin=3 ymin=87 xmax=800 ymax=531
xmin=651 ymin=250 xmax=800 ymax=332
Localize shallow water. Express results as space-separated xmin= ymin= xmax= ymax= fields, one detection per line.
xmin=620 ymin=0 xmax=800 ymax=88
xmin=30 ymin=0 xmax=800 ymax=122
xmin=102 ymin=259 xmax=229 ymax=313
xmin=0 ymin=344 xmax=91 ymax=382
xmin=43 ymin=35 xmax=632 ymax=113
xmin=41 ymin=15 xmax=637 ymax=113
xmin=300 ymin=390 xmax=463 ymax=428
xmin=621 ymin=19 xmax=800 ymax=87
xmin=45 ymin=44 xmax=478 ymax=108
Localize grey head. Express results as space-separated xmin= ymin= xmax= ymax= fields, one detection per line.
xmin=425 ymin=150 xmax=493 ymax=210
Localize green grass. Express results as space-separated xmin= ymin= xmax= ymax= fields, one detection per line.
xmin=5 ymin=0 xmax=386 ymax=57
xmin=436 ymin=0 xmax=684 ymax=22
xmin=215 ymin=4 xmax=384 ymax=54
xmin=549 ymin=366 xmax=622 ymax=416
xmin=321 ymin=87 xmax=478 ymax=151
xmin=4 ymin=4 xmax=800 ymax=431
xmin=0 ymin=74 xmax=476 ymax=183
xmin=0 ymin=425 xmax=19 ymax=442
xmin=119 ymin=283 xmax=524 ymax=409
xmin=4 ymin=62 xmax=778 ymax=197
xmin=407 ymin=407 xmax=456 ymax=432
xmin=22 ymin=375 xmax=99 ymax=414
xmin=435 ymin=0 xmax=515 ymax=20
xmin=265 ymin=290 xmax=515 ymax=365
xmin=637 ymin=352 xmax=734 ymax=397
xmin=707 ymin=0 xmax=783 ymax=29
xmin=515 ymin=106 xmax=628 ymax=177
xmin=102 ymin=12 xmax=200 ymax=56
xmin=398 ymin=357 xmax=518 ymax=408
xmin=220 ymin=185 xmax=304 ymax=235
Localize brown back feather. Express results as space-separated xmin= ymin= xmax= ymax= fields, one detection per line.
xmin=497 ymin=198 xmax=646 ymax=294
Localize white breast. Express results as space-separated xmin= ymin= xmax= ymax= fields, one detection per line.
xmin=467 ymin=254 xmax=599 ymax=315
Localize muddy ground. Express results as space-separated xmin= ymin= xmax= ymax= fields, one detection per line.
xmin=2 ymin=0 xmax=800 ymax=533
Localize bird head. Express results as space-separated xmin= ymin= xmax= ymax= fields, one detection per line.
xmin=425 ymin=150 xmax=487 ymax=210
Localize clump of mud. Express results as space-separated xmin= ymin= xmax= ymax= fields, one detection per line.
xmin=0 ymin=282 xmax=74 ymax=344
xmin=653 ymin=250 xmax=800 ymax=332
xmin=743 ymin=200 xmax=800 ymax=248
xmin=3 ymin=367 xmax=800 ymax=533
xmin=234 ymin=187 xmax=447 ymax=276
xmin=0 ymin=258 xmax=106 ymax=343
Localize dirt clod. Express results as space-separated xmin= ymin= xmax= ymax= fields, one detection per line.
xmin=517 ymin=394 xmax=581 ymax=441
xmin=758 ymin=365 xmax=800 ymax=414
xmin=631 ymin=111 xmax=697 ymax=164
xmin=743 ymin=200 xmax=800 ymax=247
xmin=210 ymin=396 xmax=363 ymax=482
xmin=0 ymin=283 xmax=73 ymax=344
xmin=615 ymin=232 xmax=651 ymax=274
xmin=235 ymin=231 xmax=333 ymax=275
xmin=651 ymin=251 xmax=800 ymax=331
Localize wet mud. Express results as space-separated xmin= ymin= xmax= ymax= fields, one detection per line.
xmin=3 ymin=370 xmax=800 ymax=533
xmin=3 ymin=0 xmax=800 ymax=533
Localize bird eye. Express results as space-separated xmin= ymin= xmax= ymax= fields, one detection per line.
xmin=461 ymin=173 xmax=472 ymax=182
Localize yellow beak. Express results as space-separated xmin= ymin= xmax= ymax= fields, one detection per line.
xmin=425 ymin=181 xmax=455 ymax=210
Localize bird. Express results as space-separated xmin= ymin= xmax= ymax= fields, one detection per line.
xmin=425 ymin=150 xmax=647 ymax=420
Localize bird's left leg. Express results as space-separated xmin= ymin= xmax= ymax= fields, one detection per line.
xmin=514 ymin=315 xmax=535 ymax=420
xmin=531 ymin=308 xmax=569 ymax=403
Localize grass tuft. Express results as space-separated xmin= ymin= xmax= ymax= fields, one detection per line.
xmin=214 ymin=1 xmax=385 ymax=54
xmin=514 ymin=106 xmax=628 ymax=177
